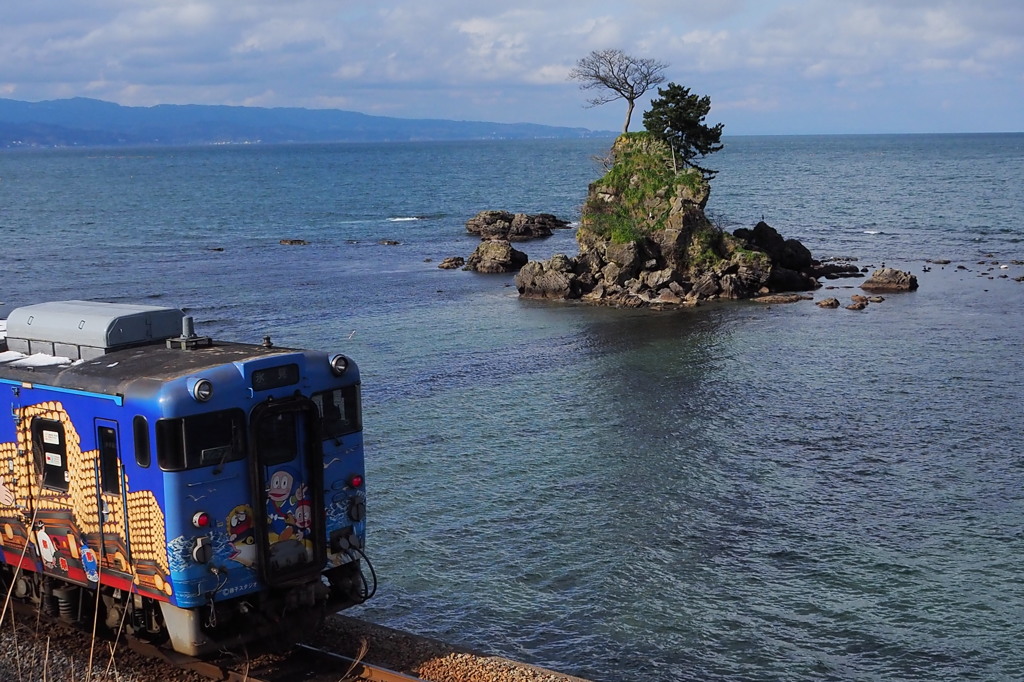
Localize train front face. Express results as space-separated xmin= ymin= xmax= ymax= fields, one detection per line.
xmin=148 ymin=346 xmax=367 ymax=653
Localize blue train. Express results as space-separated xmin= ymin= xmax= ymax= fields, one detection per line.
xmin=0 ymin=300 xmax=372 ymax=655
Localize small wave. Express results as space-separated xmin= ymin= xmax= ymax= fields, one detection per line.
xmin=863 ymin=230 xmax=882 ymax=235
xmin=388 ymin=216 xmax=426 ymax=222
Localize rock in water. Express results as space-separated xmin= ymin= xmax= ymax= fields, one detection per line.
xmin=437 ymin=256 xmax=465 ymax=270
xmin=465 ymin=211 xmax=569 ymax=241
xmin=464 ymin=240 xmax=528 ymax=273
xmin=861 ymin=267 xmax=919 ymax=292
xmin=515 ymin=135 xmax=822 ymax=307
xmin=515 ymin=255 xmax=576 ymax=298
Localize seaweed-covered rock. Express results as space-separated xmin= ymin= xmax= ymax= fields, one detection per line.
xmin=516 ymin=135 xmax=821 ymax=307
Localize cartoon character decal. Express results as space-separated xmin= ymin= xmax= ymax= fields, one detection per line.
xmin=0 ymin=476 xmax=15 ymax=507
xmin=227 ymin=504 xmax=256 ymax=567
xmin=81 ymin=540 xmax=100 ymax=583
xmin=265 ymin=466 xmax=313 ymax=569
xmin=266 ymin=466 xmax=307 ymax=543
xmin=291 ymin=499 xmax=313 ymax=541
xmin=34 ymin=521 xmax=58 ymax=568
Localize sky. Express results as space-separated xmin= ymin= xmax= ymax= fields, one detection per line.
xmin=1 ymin=0 xmax=1022 ymax=135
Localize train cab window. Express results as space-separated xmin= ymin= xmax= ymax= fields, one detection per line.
xmin=98 ymin=425 xmax=120 ymax=495
xmin=312 ymin=386 xmax=362 ymax=440
xmin=133 ymin=416 xmax=151 ymax=468
xmin=31 ymin=419 xmax=69 ymax=492
xmin=156 ymin=409 xmax=247 ymax=471
xmin=255 ymin=410 xmax=299 ymax=466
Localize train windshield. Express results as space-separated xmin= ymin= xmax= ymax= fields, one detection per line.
xmin=155 ymin=409 xmax=247 ymax=471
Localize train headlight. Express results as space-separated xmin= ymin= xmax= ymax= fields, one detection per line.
xmin=189 ymin=377 xmax=214 ymax=402
xmin=329 ymin=354 xmax=349 ymax=375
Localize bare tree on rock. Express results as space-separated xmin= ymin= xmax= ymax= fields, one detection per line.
xmin=569 ymin=49 xmax=668 ymax=133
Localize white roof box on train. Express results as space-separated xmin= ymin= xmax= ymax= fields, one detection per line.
xmin=5 ymin=300 xmax=185 ymax=360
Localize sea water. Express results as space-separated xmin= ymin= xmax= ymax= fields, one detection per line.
xmin=1 ymin=133 xmax=1023 ymax=681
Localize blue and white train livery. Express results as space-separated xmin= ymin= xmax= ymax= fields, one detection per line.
xmin=0 ymin=300 xmax=371 ymax=655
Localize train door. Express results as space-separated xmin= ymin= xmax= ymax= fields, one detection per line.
xmin=29 ymin=417 xmax=71 ymax=576
xmin=24 ymin=416 xmax=122 ymax=583
xmin=250 ymin=399 xmax=324 ymax=584
xmin=95 ymin=418 xmax=130 ymax=576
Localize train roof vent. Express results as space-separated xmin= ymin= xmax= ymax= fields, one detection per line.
xmin=5 ymin=300 xmax=186 ymax=360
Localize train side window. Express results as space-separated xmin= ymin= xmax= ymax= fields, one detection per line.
xmin=133 ymin=416 xmax=151 ymax=468
xmin=98 ymin=425 xmax=120 ymax=495
xmin=312 ymin=385 xmax=362 ymax=440
xmin=31 ymin=418 xmax=69 ymax=492
xmin=156 ymin=418 xmax=185 ymax=471
xmin=157 ymin=409 xmax=247 ymax=471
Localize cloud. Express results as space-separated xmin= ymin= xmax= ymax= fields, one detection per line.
xmin=454 ymin=14 xmax=532 ymax=78
xmin=0 ymin=0 xmax=1020 ymax=133
xmin=739 ymin=1 xmax=1021 ymax=83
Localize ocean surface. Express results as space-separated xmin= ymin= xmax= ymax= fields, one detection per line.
xmin=2 ymin=133 xmax=1023 ymax=681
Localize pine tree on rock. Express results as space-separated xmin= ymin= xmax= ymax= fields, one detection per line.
xmin=642 ymin=83 xmax=724 ymax=178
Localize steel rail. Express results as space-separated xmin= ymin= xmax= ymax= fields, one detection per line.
xmin=294 ymin=643 xmax=424 ymax=682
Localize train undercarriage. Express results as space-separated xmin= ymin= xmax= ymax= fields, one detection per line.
xmin=0 ymin=560 xmax=366 ymax=656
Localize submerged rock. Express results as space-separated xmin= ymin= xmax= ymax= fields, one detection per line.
xmin=437 ymin=256 xmax=465 ymax=270
xmin=752 ymin=293 xmax=813 ymax=304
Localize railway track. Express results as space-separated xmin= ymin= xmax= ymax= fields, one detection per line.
xmin=5 ymin=598 xmax=422 ymax=682
xmin=131 ymin=640 xmax=423 ymax=682
xmin=296 ymin=644 xmax=425 ymax=682
xmin=4 ymin=600 xmax=589 ymax=682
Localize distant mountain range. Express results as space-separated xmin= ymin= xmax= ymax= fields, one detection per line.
xmin=0 ymin=97 xmax=614 ymax=148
